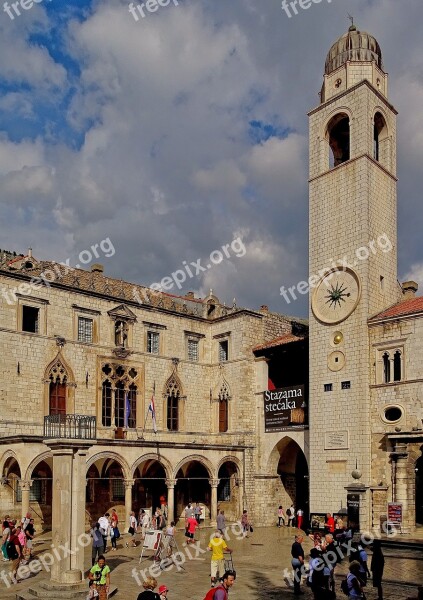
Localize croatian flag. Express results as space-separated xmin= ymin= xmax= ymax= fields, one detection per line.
xmin=124 ymin=392 xmax=130 ymax=428
xmin=148 ymin=393 xmax=157 ymax=433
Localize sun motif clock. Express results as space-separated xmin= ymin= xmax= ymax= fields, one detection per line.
xmin=311 ymin=267 xmax=361 ymax=324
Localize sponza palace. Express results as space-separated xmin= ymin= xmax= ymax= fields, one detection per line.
xmin=0 ymin=25 xmax=423 ymax=589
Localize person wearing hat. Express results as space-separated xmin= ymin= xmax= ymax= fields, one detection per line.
xmin=158 ymin=584 xmax=168 ymax=600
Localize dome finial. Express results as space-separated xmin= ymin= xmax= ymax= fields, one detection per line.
xmin=348 ymin=13 xmax=356 ymax=31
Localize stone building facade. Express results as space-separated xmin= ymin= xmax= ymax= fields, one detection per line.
xmin=0 ymin=253 xmax=307 ymax=533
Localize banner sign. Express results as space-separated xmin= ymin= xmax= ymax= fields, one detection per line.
xmin=264 ymin=384 xmax=307 ymax=432
xmin=387 ymin=502 xmax=402 ymax=527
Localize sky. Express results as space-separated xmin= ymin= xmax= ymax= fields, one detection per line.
xmin=0 ymin=0 xmax=422 ymax=318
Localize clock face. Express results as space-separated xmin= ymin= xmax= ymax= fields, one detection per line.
xmin=312 ymin=267 xmax=361 ymax=324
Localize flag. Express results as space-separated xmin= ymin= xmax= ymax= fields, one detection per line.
xmin=124 ymin=392 xmax=130 ymax=428
xmin=148 ymin=392 xmax=157 ymax=433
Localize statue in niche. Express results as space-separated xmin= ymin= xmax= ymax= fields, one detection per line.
xmin=115 ymin=320 xmax=128 ymax=347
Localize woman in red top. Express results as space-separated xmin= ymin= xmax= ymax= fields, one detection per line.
xmin=325 ymin=513 xmax=335 ymax=533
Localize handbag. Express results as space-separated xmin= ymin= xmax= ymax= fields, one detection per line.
xmin=128 ymin=526 xmax=135 ymax=535
xmin=249 ymin=525 xmax=253 ymax=533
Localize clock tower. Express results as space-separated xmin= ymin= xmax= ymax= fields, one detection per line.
xmin=308 ymin=25 xmax=402 ymax=524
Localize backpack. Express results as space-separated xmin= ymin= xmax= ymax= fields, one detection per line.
xmin=340 ymin=578 xmax=349 ymax=596
xmin=286 ymin=508 xmax=291 ymax=516
xmin=6 ymin=540 xmax=19 ymax=560
xmin=203 ymin=585 xmax=227 ymax=600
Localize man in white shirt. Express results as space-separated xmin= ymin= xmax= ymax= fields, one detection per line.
xmin=288 ymin=505 xmax=295 ymax=527
xmin=98 ymin=513 xmax=110 ymax=554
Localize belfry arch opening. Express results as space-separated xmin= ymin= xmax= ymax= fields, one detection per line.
xmin=327 ymin=113 xmax=350 ymax=168
xmin=373 ymin=111 xmax=389 ymax=167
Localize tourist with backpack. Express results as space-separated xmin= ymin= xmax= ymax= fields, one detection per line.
xmin=349 ymin=543 xmax=370 ymax=585
xmin=203 ymin=570 xmax=236 ymax=600
xmin=341 ymin=561 xmax=365 ymax=599
xmin=6 ymin=527 xmax=22 ymax=584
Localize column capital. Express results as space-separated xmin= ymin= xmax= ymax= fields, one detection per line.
xmin=19 ymin=479 xmax=33 ymax=491
xmin=209 ymin=479 xmax=220 ymax=488
xmin=165 ymin=478 xmax=177 ymax=488
xmin=124 ymin=479 xmax=135 ymax=489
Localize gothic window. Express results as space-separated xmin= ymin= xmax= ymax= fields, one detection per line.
xmin=48 ymin=360 xmax=69 ymax=415
xmin=218 ymin=382 xmax=230 ymax=433
xmin=383 ymin=352 xmax=390 ymax=383
xmin=166 ymin=376 xmax=181 ymax=431
xmin=100 ymin=363 xmax=139 ymax=428
xmin=115 ymin=382 xmax=125 ymax=428
xmin=102 ymin=381 xmax=112 ymax=427
xmin=393 ymin=350 xmax=402 ymax=382
xmin=327 ymin=113 xmax=350 ymax=168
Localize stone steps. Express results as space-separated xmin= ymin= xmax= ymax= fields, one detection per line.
xmin=16 ymin=584 xmax=117 ymax=600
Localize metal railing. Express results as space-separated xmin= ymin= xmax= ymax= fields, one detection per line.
xmin=44 ymin=414 xmax=96 ymax=440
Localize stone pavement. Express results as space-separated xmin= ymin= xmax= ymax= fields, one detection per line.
xmin=1 ymin=526 xmax=422 ymax=600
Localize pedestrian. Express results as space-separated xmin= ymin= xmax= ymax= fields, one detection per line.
xmin=111 ymin=509 xmax=119 ymax=525
xmin=194 ymin=503 xmax=202 ymax=525
xmin=21 ymin=512 xmax=31 ymax=531
xmin=24 ymin=518 xmax=35 ymax=560
xmin=91 ymin=523 xmax=104 ymax=566
xmin=126 ymin=511 xmax=137 ymax=547
xmin=89 ymin=555 xmax=110 ymax=600
xmin=1 ymin=520 xmax=10 ymax=561
xmin=323 ymin=534 xmax=338 ymax=592
xmin=6 ymin=527 xmax=22 ymax=584
xmin=325 ymin=513 xmax=335 ymax=534
xmin=158 ymin=584 xmax=169 ymax=600
xmin=308 ymin=547 xmax=326 ymax=599
xmin=278 ymin=506 xmax=286 ymax=527
xmin=291 ymin=535 xmax=304 ymax=596
xmin=136 ymin=576 xmax=160 ymax=600
xmin=165 ymin=521 xmax=176 ymax=557
xmin=185 ymin=514 xmax=198 ymax=544
xmin=98 ymin=513 xmax=110 ymax=554
xmin=141 ymin=510 xmax=150 ymax=539
xmin=207 ymin=531 xmax=233 ymax=588
xmin=291 ymin=534 xmax=305 ymax=596
xmin=296 ymin=508 xmax=304 ymax=530
xmin=371 ymin=540 xmax=385 ymax=600
xmin=110 ymin=518 xmax=120 ymax=551
xmin=240 ymin=510 xmax=250 ymax=538
xmin=345 ymin=561 xmax=365 ymax=599
xmin=204 ymin=570 xmax=236 ymax=600
xmin=216 ymin=510 xmax=226 ymax=534
xmin=287 ymin=504 xmax=295 ymax=527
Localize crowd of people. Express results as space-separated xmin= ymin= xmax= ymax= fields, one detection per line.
xmin=291 ymin=530 xmax=385 ymax=600
xmin=1 ymin=513 xmax=36 ymax=584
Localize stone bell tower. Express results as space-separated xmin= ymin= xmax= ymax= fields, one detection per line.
xmin=308 ymin=25 xmax=402 ymax=525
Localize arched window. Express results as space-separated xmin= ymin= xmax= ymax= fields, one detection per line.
xmin=374 ymin=112 xmax=388 ymax=163
xmin=115 ymin=381 xmax=125 ymax=428
xmin=102 ymin=380 xmax=112 ymax=427
xmin=166 ymin=376 xmax=181 ymax=431
xmin=218 ymin=382 xmax=230 ymax=433
xmin=327 ymin=113 xmax=350 ymax=168
xmin=49 ymin=377 xmax=67 ymax=415
xmin=128 ymin=384 xmax=137 ymax=429
xmin=383 ymin=352 xmax=390 ymax=384
xmin=393 ymin=350 xmax=402 ymax=382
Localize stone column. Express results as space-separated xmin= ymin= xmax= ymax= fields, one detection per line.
xmin=45 ymin=440 xmax=94 ymax=584
xmin=50 ymin=446 xmax=74 ymax=582
xmin=70 ymin=448 xmax=90 ymax=573
xmin=124 ymin=479 xmax=135 ymax=532
xmin=209 ymin=479 xmax=219 ymax=527
xmin=165 ymin=479 xmax=177 ymax=525
xmin=20 ymin=479 xmax=33 ymax=520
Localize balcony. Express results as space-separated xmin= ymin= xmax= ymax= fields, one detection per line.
xmin=44 ymin=414 xmax=97 ymax=440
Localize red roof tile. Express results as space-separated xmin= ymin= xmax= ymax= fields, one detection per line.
xmin=370 ymin=296 xmax=423 ymax=321
xmin=253 ymin=333 xmax=305 ymax=352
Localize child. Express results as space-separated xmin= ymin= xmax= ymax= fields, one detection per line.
xmin=277 ymin=506 xmax=285 ymax=527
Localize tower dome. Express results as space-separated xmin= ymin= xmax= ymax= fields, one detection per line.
xmin=325 ymin=25 xmax=383 ymax=75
